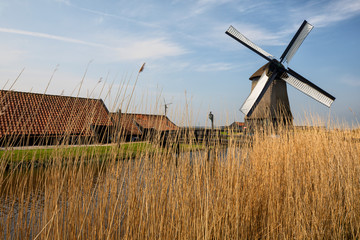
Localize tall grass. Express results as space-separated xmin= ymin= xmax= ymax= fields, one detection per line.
xmin=1 ymin=67 xmax=360 ymax=239
xmin=0 ymin=121 xmax=359 ymax=239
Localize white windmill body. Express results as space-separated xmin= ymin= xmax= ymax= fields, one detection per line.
xmin=225 ymin=20 xmax=335 ymax=129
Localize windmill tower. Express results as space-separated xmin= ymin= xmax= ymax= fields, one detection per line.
xmin=225 ymin=20 xmax=335 ymax=129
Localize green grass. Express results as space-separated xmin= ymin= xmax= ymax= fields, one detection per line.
xmin=0 ymin=142 xmax=154 ymax=163
xmin=0 ymin=142 xmax=206 ymax=164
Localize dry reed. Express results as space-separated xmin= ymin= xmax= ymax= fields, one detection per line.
xmin=0 ymin=67 xmax=359 ymax=239
xmin=0 ymin=122 xmax=359 ymax=239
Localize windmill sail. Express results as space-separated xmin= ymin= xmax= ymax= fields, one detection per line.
xmin=282 ymin=68 xmax=335 ymax=107
xmin=280 ymin=20 xmax=314 ymax=64
xmin=240 ymin=69 xmax=277 ymax=116
xmin=226 ymin=25 xmax=275 ymax=62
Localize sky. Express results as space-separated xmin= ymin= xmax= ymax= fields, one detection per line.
xmin=0 ymin=0 xmax=359 ymax=127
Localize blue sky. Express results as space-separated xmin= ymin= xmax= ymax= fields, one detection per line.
xmin=0 ymin=0 xmax=359 ymax=127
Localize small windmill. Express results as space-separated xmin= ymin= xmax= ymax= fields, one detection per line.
xmin=225 ymin=20 xmax=335 ymax=128
xmin=163 ymin=98 xmax=172 ymax=116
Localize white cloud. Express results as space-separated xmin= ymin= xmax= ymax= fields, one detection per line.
xmin=54 ymin=0 xmax=71 ymax=6
xmin=195 ymin=62 xmax=233 ymax=72
xmin=187 ymin=0 xmax=233 ymax=17
xmin=0 ymin=45 xmax=26 ymax=65
xmin=235 ymin=1 xmax=271 ymax=13
xmin=114 ymin=38 xmax=188 ymax=60
xmin=226 ymin=0 xmax=360 ymax=47
xmin=0 ymin=27 xmax=107 ymax=48
xmin=0 ymin=27 xmax=187 ymax=61
xmin=303 ymin=0 xmax=360 ymax=27
xmin=65 ymin=4 xmax=160 ymax=28
xmin=149 ymin=61 xmax=191 ymax=72
xmin=341 ymin=75 xmax=360 ymax=87
xmin=94 ymin=16 xmax=104 ymax=25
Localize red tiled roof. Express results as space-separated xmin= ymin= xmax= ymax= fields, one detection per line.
xmin=0 ymin=90 xmax=112 ymax=137
xmin=132 ymin=114 xmax=178 ymax=131
xmin=110 ymin=112 xmax=142 ymax=136
xmin=111 ymin=113 xmax=178 ymax=135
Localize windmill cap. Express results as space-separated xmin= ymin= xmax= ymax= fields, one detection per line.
xmin=249 ymin=63 xmax=269 ymax=80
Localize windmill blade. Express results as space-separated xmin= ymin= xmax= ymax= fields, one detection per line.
xmin=280 ymin=20 xmax=313 ymax=64
xmin=240 ymin=70 xmax=277 ymax=116
xmin=226 ymin=25 xmax=275 ymax=62
xmin=282 ymin=68 xmax=335 ymax=107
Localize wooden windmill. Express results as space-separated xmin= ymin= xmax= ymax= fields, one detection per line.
xmin=225 ymin=20 xmax=335 ymax=128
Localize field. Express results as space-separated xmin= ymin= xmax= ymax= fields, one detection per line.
xmin=1 ymin=124 xmax=360 ymax=239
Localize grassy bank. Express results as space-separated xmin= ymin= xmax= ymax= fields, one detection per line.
xmin=0 ymin=141 xmax=207 ymax=165
xmin=0 ymin=142 xmax=152 ymax=164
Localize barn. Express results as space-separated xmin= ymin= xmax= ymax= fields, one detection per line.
xmin=111 ymin=112 xmax=179 ymax=141
xmin=0 ymin=90 xmax=113 ymax=147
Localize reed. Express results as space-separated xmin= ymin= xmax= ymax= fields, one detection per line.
xmin=1 ymin=67 xmax=359 ymax=239
xmin=0 ymin=120 xmax=359 ymax=239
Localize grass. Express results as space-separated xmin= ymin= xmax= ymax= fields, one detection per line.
xmin=0 ymin=142 xmax=206 ymax=165
xmin=1 ymin=123 xmax=360 ymax=239
xmin=0 ymin=142 xmax=149 ymax=164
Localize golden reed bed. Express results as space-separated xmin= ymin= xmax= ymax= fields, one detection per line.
xmin=0 ymin=123 xmax=359 ymax=239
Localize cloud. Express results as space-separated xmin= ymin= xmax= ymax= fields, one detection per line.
xmin=225 ymin=0 xmax=360 ymax=47
xmin=54 ymin=0 xmax=71 ymax=6
xmin=235 ymin=1 xmax=271 ymax=13
xmin=58 ymin=2 xmax=160 ymax=28
xmin=195 ymin=62 xmax=233 ymax=72
xmin=0 ymin=27 xmax=187 ymax=61
xmin=341 ymin=75 xmax=360 ymax=87
xmin=302 ymin=0 xmax=360 ymax=27
xmin=0 ymin=27 xmax=107 ymax=48
xmin=185 ymin=0 xmax=233 ymax=17
xmin=78 ymin=6 xmax=158 ymax=28
xmin=0 ymin=45 xmax=26 ymax=65
xmin=150 ymin=61 xmax=191 ymax=72
xmin=114 ymin=38 xmax=188 ymax=60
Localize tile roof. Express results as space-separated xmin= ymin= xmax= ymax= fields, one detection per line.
xmin=132 ymin=114 xmax=178 ymax=131
xmin=0 ymin=90 xmax=112 ymax=137
xmin=111 ymin=113 xmax=178 ymax=136
xmin=111 ymin=112 xmax=142 ymax=136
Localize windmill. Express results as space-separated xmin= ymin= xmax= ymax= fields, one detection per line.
xmin=225 ymin=20 xmax=335 ymax=128
xmin=163 ymin=98 xmax=172 ymax=116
